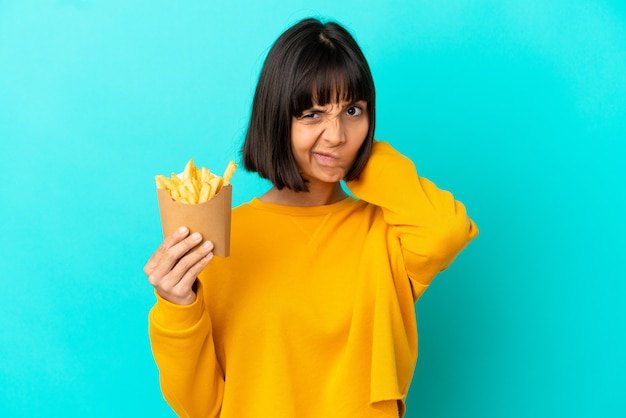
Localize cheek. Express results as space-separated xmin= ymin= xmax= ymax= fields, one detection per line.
xmin=290 ymin=127 xmax=316 ymax=163
xmin=348 ymin=123 xmax=369 ymax=151
xmin=291 ymin=124 xmax=320 ymax=148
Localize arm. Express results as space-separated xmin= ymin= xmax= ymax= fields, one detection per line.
xmin=149 ymin=282 xmax=224 ymax=417
xmin=145 ymin=228 xmax=224 ymax=416
xmin=345 ymin=141 xmax=478 ymax=300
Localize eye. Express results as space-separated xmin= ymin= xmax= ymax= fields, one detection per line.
xmin=296 ymin=110 xmax=320 ymax=120
xmin=346 ymin=105 xmax=363 ymax=117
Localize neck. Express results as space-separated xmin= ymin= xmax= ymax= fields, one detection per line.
xmin=260 ymin=182 xmax=347 ymax=207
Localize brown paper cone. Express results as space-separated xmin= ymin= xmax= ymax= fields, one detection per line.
xmin=156 ymin=185 xmax=232 ymax=257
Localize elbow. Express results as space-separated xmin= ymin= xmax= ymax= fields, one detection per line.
xmin=433 ymin=212 xmax=478 ymax=271
xmin=400 ymin=214 xmax=477 ymax=286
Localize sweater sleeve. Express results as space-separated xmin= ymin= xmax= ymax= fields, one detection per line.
xmin=149 ymin=280 xmax=224 ymax=417
xmin=345 ymin=141 xmax=478 ymax=301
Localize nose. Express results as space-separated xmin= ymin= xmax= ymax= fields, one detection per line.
xmin=322 ymin=116 xmax=346 ymax=145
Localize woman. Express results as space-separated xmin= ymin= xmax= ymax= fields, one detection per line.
xmin=145 ymin=18 xmax=478 ymax=418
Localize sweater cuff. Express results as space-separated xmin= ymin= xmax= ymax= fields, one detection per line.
xmin=151 ymin=283 xmax=206 ymax=331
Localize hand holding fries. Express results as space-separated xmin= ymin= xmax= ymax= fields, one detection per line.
xmin=155 ymin=159 xmax=237 ymax=204
xmin=144 ymin=227 xmax=214 ymax=305
xmin=148 ymin=158 xmax=236 ymax=303
xmin=155 ymin=158 xmax=235 ymax=258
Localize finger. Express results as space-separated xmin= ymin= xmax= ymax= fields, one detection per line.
xmin=155 ymin=241 xmax=214 ymax=304
xmin=144 ymin=226 xmax=189 ymax=275
xmin=148 ymin=232 xmax=204 ymax=284
xmin=174 ymin=242 xmax=214 ymax=292
xmin=172 ymin=241 xmax=213 ymax=286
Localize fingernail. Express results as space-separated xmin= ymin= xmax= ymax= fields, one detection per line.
xmin=178 ymin=227 xmax=188 ymax=235
xmin=191 ymin=233 xmax=202 ymax=241
xmin=203 ymin=241 xmax=214 ymax=250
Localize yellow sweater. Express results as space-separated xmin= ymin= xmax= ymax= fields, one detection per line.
xmin=149 ymin=141 xmax=478 ymax=418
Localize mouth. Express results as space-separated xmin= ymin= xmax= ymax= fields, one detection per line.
xmin=312 ymin=151 xmax=339 ymax=164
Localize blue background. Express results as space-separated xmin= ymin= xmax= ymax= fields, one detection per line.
xmin=1 ymin=1 xmax=625 ymax=417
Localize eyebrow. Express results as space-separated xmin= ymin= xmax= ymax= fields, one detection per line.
xmin=309 ymin=100 xmax=367 ymax=110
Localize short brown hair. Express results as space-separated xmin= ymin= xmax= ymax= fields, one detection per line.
xmin=242 ymin=18 xmax=376 ymax=191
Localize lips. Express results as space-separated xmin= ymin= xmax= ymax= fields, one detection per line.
xmin=312 ymin=151 xmax=339 ymax=164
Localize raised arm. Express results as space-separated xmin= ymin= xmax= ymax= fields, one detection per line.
xmin=345 ymin=141 xmax=478 ymax=300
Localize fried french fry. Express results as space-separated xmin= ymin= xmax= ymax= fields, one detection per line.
xmin=156 ymin=175 xmax=180 ymax=192
xmin=155 ymin=175 xmax=168 ymax=190
xmin=170 ymin=188 xmax=181 ymax=201
xmin=208 ymin=176 xmax=223 ymax=199
xmin=183 ymin=178 xmax=198 ymax=204
xmin=201 ymin=167 xmax=212 ymax=183
xmin=170 ymin=172 xmax=183 ymax=187
xmin=199 ymin=182 xmax=212 ymax=203
xmin=183 ymin=159 xmax=196 ymax=181
xmin=222 ymin=160 xmax=237 ymax=185
xmin=155 ymin=158 xmax=236 ymax=204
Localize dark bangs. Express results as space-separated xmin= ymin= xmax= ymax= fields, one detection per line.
xmin=291 ymin=34 xmax=374 ymax=116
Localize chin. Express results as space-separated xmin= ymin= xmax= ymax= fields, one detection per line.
xmin=318 ymin=171 xmax=345 ymax=183
xmin=303 ymin=167 xmax=347 ymax=184
xmin=325 ymin=177 xmax=344 ymax=185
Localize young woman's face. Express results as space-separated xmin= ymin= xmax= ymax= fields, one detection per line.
xmin=290 ymin=100 xmax=369 ymax=185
